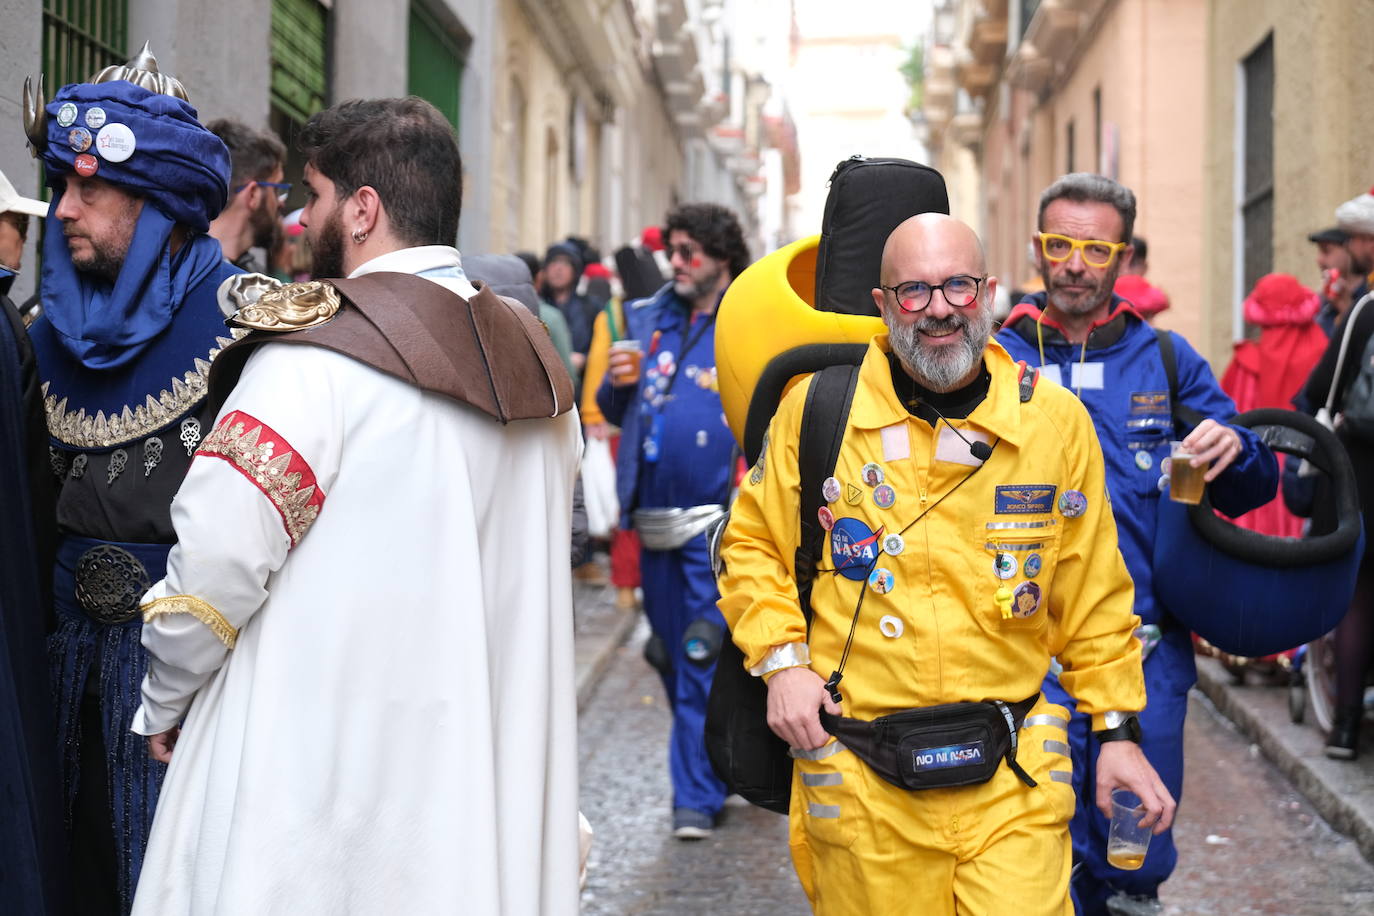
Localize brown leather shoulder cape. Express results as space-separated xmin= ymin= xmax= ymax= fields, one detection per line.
xmin=208 ymin=272 xmax=576 ymax=423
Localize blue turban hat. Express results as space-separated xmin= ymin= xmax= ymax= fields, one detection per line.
xmin=40 ymin=80 xmax=228 ymax=232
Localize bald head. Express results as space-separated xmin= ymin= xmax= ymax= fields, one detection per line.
xmin=872 ymin=212 xmax=997 ymax=393
xmin=878 ymin=213 xmax=986 ymax=287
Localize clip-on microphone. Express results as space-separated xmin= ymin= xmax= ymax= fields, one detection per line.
xmin=914 ymin=398 xmax=994 ymax=462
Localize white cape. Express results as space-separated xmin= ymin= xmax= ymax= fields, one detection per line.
xmin=131 ymin=248 xmax=583 ymax=914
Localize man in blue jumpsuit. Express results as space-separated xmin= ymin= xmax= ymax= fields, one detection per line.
xmin=997 ymin=173 xmax=1277 ymax=915
xmin=598 ymin=202 xmax=750 ymax=838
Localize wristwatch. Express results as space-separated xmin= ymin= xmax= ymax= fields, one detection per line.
xmin=1094 ymin=711 xmax=1142 ymax=744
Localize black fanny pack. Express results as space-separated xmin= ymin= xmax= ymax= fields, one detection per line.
xmin=820 ymin=694 xmax=1039 ymax=791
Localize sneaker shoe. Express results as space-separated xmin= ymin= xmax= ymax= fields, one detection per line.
xmin=1105 ymin=893 xmax=1163 ymax=916
xmin=1325 ymin=707 xmax=1362 ymax=760
xmin=672 ymin=808 xmax=714 ymax=840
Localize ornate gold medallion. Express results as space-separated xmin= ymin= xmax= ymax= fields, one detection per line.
xmin=231 ymin=280 xmax=342 ymax=332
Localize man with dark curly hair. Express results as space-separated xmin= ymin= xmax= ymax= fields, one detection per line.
xmin=597 ymin=202 xmax=750 ymax=838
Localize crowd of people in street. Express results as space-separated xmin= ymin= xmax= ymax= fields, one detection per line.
xmin=0 ymin=38 xmax=1371 ymax=916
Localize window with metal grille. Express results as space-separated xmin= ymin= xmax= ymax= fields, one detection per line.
xmin=271 ymin=0 xmax=328 ymax=126
xmin=1240 ymin=33 xmax=1274 ymax=300
xmin=42 ymin=0 xmax=128 ymax=93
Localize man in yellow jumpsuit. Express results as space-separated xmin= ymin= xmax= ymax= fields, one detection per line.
xmin=718 ymin=214 xmax=1175 ymax=914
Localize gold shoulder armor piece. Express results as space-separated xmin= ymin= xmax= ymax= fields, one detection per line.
xmin=229 ymin=279 xmax=342 ymax=332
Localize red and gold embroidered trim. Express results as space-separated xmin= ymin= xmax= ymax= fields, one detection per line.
xmin=141 ymin=595 xmax=238 ymax=649
xmin=196 ymin=410 xmax=325 ymax=547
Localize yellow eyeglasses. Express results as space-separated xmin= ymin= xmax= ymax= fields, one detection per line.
xmin=1038 ymin=233 xmax=1128 ymax=268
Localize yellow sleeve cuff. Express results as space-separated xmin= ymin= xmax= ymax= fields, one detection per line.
xmin=142 ymin=595 xmax=238 ymax=649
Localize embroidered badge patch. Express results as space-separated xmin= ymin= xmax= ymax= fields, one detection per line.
xmin=911 ymin=741 xmax=985 ymax=771
xmin=830 ymin=517 xmax=883 ymax=581
xmin=1130 ymin=391 xmax=1170 ymax=415
xmin=994 ymin=485 xmax=1057 ymax=515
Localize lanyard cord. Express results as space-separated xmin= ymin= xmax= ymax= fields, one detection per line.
xmin=1034 ymin=308 xmax=1090 ymax=399
xmin=822 ymin=444 xmax=998 ymax=704
xmin=647 ymin=310 xmax=717 ymax=411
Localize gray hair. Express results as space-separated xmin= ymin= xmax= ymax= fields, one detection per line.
xmin=1037 ymin=173 xmax=1136 ymax=243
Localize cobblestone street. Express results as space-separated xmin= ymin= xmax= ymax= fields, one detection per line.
xmin=577 ymin=616 xmax=1374 ymax=914
xmin=578 ymin=621 xmax=809 ymax=915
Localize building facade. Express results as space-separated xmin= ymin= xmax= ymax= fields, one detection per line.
xmin=924 ymin=0 xmax=1212 ymax=357
xmin=1203 ymin=0 xmax=1374 ymax=365
xmin=0 ymin=0 xmax=793 ymax=302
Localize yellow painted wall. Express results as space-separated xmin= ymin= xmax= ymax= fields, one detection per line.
xmin=1205 ymin=0 xmax=1374 ymax=367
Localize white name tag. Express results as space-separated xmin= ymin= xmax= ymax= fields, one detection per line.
xmin=881 ymin=424 xmax=910 ymax=462
xmin=935 ymin=426 xmax=988 ymax=466
xmin=1071 ymin=362 xmax=1105 ymax=390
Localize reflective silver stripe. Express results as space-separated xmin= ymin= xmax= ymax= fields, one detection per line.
xmin=790 ymin=740 xmax=846 ymax=761
xmin=1050 ymin=770 xmax=1073 ymax=784
xmin=801 ymin=772 xmax=844 ymax=787
xmin=1024 ymin=714 xmax=1069 ymax=730
xmin=749 ymin=642 xmax=812 ymax=678
xmin=1043 ymin=739 xmax=1071 ymax=757
xmin=984 ymin=541 xmax=1046 ymax=551
xmin=985 ymin=519 xmax=1057 ymax=530
xmin=808 ymin=803 xmax=841 ymax=819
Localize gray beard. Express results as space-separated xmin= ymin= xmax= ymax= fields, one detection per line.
xmin=886 ymin=306 xmax=993 ymax=392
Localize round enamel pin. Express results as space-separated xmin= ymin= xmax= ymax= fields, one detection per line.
xmin=1157 ymin=474 xmax=1169 ymax=492
xmin=1135 ymin=449 xmax=1153 ymax=471
xmin=1023 ymin=553 xmax=1043 ymax=578
xmin=56 ymin=102 xmax=78 ymax=127
xmin=868 ymin=567 xmax=895 ymax=595
xmin=994 ymin=552 xmax=1017 ymax=580
xmin=861 ymin=462 xmax=884 ymax=487
xmin=95 ymin=122 xmax=136 ymax=162
xmin=822 ymin=476 xmax=842 ymax=504
xmin=67 ymin=127 xmax=92 ymax=152
xmin=818 ymin=506 xmax=836 ymax=531
xmin=873 ymin=484 xmax=896 ymax=509
xmin=1012 ymin=580 xmax=1043 ymax=618
xmin=1058 ymin=489 xmax=1087 ymax=518
xmin=85 ymin=107 xmax=107 ymax=129
xmin=882 ymin=533 xmax=905 ymax=556
xmin=73 ymin=153 xmax=98 ymax=177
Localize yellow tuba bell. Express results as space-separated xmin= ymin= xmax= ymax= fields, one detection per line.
xmin=715 ymin=234 xmax=884 ymax=449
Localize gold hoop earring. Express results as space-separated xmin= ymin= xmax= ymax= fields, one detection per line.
xmin=351 ymin=228 xmax=368 ymax=244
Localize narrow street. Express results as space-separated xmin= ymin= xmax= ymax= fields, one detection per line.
xmin=578 ymin=623 xmax=1374 ymax=914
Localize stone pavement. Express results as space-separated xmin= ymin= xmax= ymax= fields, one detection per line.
xmin=1194 ymin=655 xmax=1374 ymax=864
xmin=572 ymin=561 xmax=640 ymax=712
xmin=570 ymin=557 xmax=1374 ymax=871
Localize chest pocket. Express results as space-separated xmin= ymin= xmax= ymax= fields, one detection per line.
xmin=1124 ymin=424 xmax=1170 ymax=498
xmin=973 ymin=518 xmax=1062 ymax=632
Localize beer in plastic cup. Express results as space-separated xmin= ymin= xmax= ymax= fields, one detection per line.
xmin=1168 ymin=440 xmax=1206 ymax=505
xmin=609 ymin=338 xmax=643 ymax=385
xmin=1106 ymin=789 xmax=1152 ymax=870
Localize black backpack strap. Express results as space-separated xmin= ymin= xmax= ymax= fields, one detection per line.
xmin=1154 ymin=327 xmax=1205 ymax=432
xmin=794 ymin=364 xmax=861 ymax=623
